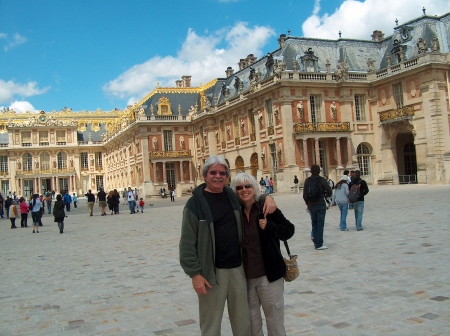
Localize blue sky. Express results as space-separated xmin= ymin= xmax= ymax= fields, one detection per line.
xmin=1 ymin=0 xmax=449 ymax=113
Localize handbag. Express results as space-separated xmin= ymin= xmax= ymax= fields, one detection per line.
xmin=283 ymin=240 xmax=299 ymax=282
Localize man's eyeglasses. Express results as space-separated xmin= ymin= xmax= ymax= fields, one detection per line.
xmin=209 ymin=171 xmax=227 ymax=176
xmin=235 ymin=184 xmax=253 ymax=191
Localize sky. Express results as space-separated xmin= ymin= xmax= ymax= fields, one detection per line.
xmin=1 ymin=0 xmax=449 ymax=113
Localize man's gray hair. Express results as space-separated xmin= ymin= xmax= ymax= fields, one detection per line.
xmin=230 ymin=172 xmax=261 ymax=202
xmin=202 ymin=156 xmax=230 ymax=178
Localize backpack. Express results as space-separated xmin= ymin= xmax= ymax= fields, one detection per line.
xmin=306 ymin=177 xmax=322 ymax=202
xmin=348 ymin=183 xmax=361 ymax=203
xmin=259 ymin=179 xmax=266 ymax=186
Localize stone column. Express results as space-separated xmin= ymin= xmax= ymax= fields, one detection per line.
xmin=189 ymin=162 xmax=193 ymax=183
xmin=279 ymin=101 xmax=296 ymax=167
xmin=162 ymin=162 xmax=167 ymax=185
xmin=336 ymin=137 xmax=343 ymax=168
xmin=346 ymin=137 xmax=353 ymax=167
xmin=34 ymin=178 xmax=37 ymax=194
xmin=153 ymin=162 xmax=157 ymax=182
xmin=302 ymin=138 xmax=309 ymax=168
xmin=315 ymin=138 xmax=320 ymax=167
xmin=180 ymin=161 xmax=184 ymax=183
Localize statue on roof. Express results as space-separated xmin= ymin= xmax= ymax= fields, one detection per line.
xmin=334 ymin=61 xmax=349 ymax=82
xmin=431 ymin=37 xmax=440 ymax=52
xmin=367 ymin=59 xmax=375 ymax=74
xmin=417 ymin=38 xmax=427 ymax=54
xmin=265 ymin=53 xmax=274 ymax=69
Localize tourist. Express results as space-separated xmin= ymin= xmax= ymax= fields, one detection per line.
xmin=332 ymin=176 xmax=350 ymax=231
xmin=19 ymin=197 xmax=29 ymax=228
xmin=53 ymin=194 xmax=66 ymax=234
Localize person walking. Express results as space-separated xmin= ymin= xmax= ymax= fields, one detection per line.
xmin=46 ymin=192 xmax=52 ymax=214
xmin=85 ymin=190 xmax=95 ymax=216
xmin=269 ymin=177 xmax=274 ymax=194
xmin=112 ymin=189 xmax=120 ymax=214
xmin=126 ymin=187 xmax=136 ymax=214
xmin=19 ymin=197 xmax=29 ymax=228
xmin=63 ymin=192 xmax=72 ymax=212
xmin=303 ymin=164 xmax=333 ymax=250
xmin=5 ymin=196 xmax=12 ymax=218
xmin=264 ymin=175 xmax=270 ymax=194
xmin=139 ymin=198 xmax=145 ymax=213
xmin=179 ymin=155 xmax=277 ymax=335
xmin=97 ymin=187 xmax=107 ymax=216
xmin=30 ymin=194 xmax=43 ymax=233
xmin=170 ymin=189 xmax=175 ymax=202
xmin=107 ymin=191 xmax=115 ymax=215
xmin=332 ymin=176 xmax=350 ymax=231
xmin=293 ymin=175 xmax=300 ymax=194
xmin=73 ymin=193 xmax=78 ymax=208
xmin=349 ymin=170 xmax=369 ymax=231
xmin=9 ymin=200 xmax=18 ymax=229
xmin=259 ymin=177 xmax=266 ymax=194
xmin=231 ymin=172 xmax=295 ymax=335
xmin=122 ymin=188 xmax=127 ymax=205
xmin=53 ymin=194 xmax=66 ymax=234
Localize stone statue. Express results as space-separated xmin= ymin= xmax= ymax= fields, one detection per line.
xmin=150 ymin=104 xmax=154 ymax=115
xmin=431 ymin=37 xmax=440 ymax=52
xmin=367 ymin=58 xmax=375 ymax=74
xmin=278 ymin=144 xmax=283 ymax=165
xmin=257 ymin=110 xmax=263 ymax=124
xmin=152 ymin=137 xmax=158 ymax=150
xmin=417 ymin=38 xmax=427 ymax=54
xmin=334 ymin=61 xmax=349 ymax=82
xmin=240 ymin=119 xmax=245 ymax=134
xmin=273 ymin=105 xmax=279 ymax=120
xmin=17 ymin=161 xmax=21 ymax=169
xmin=330 ymin=101 xmax=337 ymax=120
xmin=297 ymin=101 xmax=304 ymax=119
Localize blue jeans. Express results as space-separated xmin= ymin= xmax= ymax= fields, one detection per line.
xmin=128 ymin=201 xmax=135 ymax=213
xmin=308 ymin=204 xmax=327 ymax=248
xmin=353 ymin=201 xmax=365 ymax=230
xmin=47 ymin=203 xmax=52 ymax=214
xmin=337 ymin=203 xmax=349 ymax=230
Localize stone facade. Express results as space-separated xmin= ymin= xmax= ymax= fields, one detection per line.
xmin=1 ymin=12 xmax=449 ymax=197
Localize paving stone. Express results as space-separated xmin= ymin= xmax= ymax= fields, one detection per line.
xmin=1 ymin=185 xmax=449 ymax=335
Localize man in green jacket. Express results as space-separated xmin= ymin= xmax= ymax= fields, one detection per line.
xmin=180 ymin=155 xmax=276 ymax=335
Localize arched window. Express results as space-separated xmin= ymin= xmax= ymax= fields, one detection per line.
xmin=57 ymin=152 xmax=67 ymax=169
xmin=235 ymin=156 xmax=244 ymax=173
xmin=356 ymin=143 xmax=371 ymax=176
xmin=23 ymin=153 xmax=33 ymax=171
xmin=40 ymin=152 xmax=50 ymax=171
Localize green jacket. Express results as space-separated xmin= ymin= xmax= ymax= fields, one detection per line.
xmin=179 ymin=183 xmax=243 ymax=285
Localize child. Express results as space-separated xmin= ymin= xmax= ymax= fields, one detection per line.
xmin=139 ymin=198 xmax=145 ymax=213
xmin=73 ymin=193 xmax=78 ymax=208
xmin=9 ymin=200 xmax=18 ymax=229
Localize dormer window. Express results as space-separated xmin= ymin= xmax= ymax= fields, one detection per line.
xmin=157 ymin=96 xmax=172 ymax=115
xmin=300 ymin=48 xmax=319 ymax=72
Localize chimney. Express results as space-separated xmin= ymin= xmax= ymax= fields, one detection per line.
xmin=246 ymin=54 xmax=257 ymax=66
xmin=238 ymin=59 xmax=247 ymax=70
xmin=181 ymin=75 xmax=191 ymax=87
xmin=371 ymin=30 xmax=384 ymax=42
xmin=278 ymin=34 xmax=287 ymax=48
xmin=175 ymin=80 xmax=183 ymax=87
xmin=225 ymin=67 xmax=234 ymax=77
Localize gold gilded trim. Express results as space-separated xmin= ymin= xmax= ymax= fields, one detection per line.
xmin=293 ymin=122 xmax=351 ymax=133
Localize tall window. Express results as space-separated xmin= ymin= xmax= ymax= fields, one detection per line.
xmin=56 ymin=130 xmax=66 ymax=145
xmin=310 ymin=95 xmax=321 ymax=123
xmin=1 ymin=180 xmax=9 ymax=195
xmin=393 ymin=83 xmax=404 ymax=109
xmin=96 ymin=176 xmax=104 ymax=190
xmin=357 ymin=144 xmax=371 ymax=175
xmin=40 ymin=153 xmax=50 ymax=171
xmin=266 ymin=99 xmax=274 ymax=127
xmin=95 ymin=152 xmax=103 ymax=168
xmin=0 ymin=156 xmax=8 ymax=173
xmin=21 ymin=131 xmax=32 ymax=146
xmin=354 ymin=95 xmax=366 ymax=121
xmin=166 ymin=162 xmax=175 ymax=189
xmin=23 ymin=153 xmax=33 ymax=171
xmin=163 ymin=130 xmax=173 ymax=151
xmin=57 ymin=152 xmax=67 ymax=169
xmin=318 ymin=140 xmax=326 ymax=174
xmin=39 ymin=131 xmax=49 ymax=145
xmin=81 ymin=153 xmax=88 ymax=170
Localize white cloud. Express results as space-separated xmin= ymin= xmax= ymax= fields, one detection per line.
xmin=0 ymin=79 xmax=50 ymax=104
xmin=103 ymin=22 xmax=275 ymax=103
xmin=302 ymin=0 xmax=450 ymax=40
xmin=9 ymin=101 xmax=37 ymax=113
xmin=0 ymin=33 xmax=7 ymax=39
xmin=3 ymin=33 xmax=27 ymax=51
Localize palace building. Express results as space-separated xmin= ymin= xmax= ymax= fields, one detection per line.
xmin=1 ymin=12 xmax=449 ymax=198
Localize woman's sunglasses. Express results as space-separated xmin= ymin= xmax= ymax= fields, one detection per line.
xmin=235 ymin=184 xmax=253 ymax=191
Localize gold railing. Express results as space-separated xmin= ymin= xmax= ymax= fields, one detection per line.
xmin=379 ymin=106 xmax=414 ymax=124
xmin=17 ymin=167 xmax=76 ymax=176
xmin=149 ymin=150 xmax=192 ymax=159
xmin=293 ymin=122 xmax=351 ymax=133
